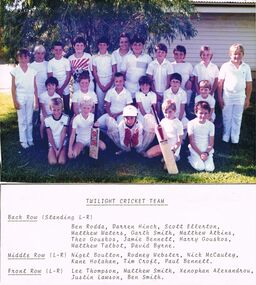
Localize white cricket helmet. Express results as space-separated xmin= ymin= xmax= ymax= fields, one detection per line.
xmin=123 ymin=105 xmax=138 ymax=117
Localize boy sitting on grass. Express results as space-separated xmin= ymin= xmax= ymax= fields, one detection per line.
xmin=145 ymin=99 xmax=183 ymax=162
xmin=44 ymin=98 xmax=69 ymax=165
xmin=68 ymin=97 xmax=106 ymax=159
xmin=116 ymin=105 xmax=154 ymax=155
xmin=187 ymin=101 xmax=215 ymax=172
xmin=117 ymin=105 xmax=143 ymax=154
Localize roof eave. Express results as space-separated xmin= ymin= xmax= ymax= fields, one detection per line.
xmin=195 ymin=5 xmax=256 ymax=13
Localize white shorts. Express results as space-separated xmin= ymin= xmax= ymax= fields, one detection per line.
xmin=49 ymin=138 xmax=67 ymax=149
xmin=76 ymin=136 xmax=90 ymax=147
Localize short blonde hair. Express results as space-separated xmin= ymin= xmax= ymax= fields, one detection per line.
xmin=199 ymin=80 xmax=211 ymax=89
xmin=80 ymin=96 xmax=94 ymax=108
xmin=229 ymin=43 xmax=244 ymax=55
xmin=162 ymin=99 xmax=176 ymax=114
xmin=34 ymin=45 xmax=46 ymax=54
xmin=200 ymin=45 xmax=213 ymax=60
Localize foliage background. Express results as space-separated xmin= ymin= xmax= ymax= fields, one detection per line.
xmin=0 ymin=0 xmax=197 ymax=61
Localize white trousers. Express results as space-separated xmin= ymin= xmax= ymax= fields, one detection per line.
xmin=125 ymin=81 xmax=138 ymax=99
xmin=105 ymin=116 xmax=121 ymax=148
xmin=136 ymin=114 xmax=156 ymax=153
xmin=17 ymin=99 xmax=34 ymax=144
xmin=97 ymin=114 xmax=121 ymax=147
xmin=188 ymin=145 xmax=215 ymax=172
xmin=222 ymin=104 xmax=244 ymax=143
xmin=95 ymin=76 xmax=112 ymax=117
xmin=168 ymin=137 xmax=181 ymax=158
xmin=98 ymin=113 xmax=123 ymax=131
xmin=104 ymin=114 xmax=155 ymax=152
xmin=186 ymin=89 xmax=193 ymax=105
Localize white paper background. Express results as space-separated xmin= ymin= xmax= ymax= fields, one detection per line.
xmin=1 ymin=184 xmax=256 ymax=285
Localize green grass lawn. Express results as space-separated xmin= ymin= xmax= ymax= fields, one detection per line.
xmin=1 ymin=91 xmax=255 ymax=183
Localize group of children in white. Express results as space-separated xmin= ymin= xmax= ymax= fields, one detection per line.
xmin=11 ymin=33 xmax=252 ymax=172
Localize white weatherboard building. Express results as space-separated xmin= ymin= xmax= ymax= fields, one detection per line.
xmin=165 ymin=0 xmax=256 ymax=86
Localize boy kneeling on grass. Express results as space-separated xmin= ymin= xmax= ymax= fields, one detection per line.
xmin=44 ymin=98 xmax=69 ymax=165
xmin=187 ymin=101 xmax=215 ymax=172
xmin=145 ymin=99 xmax=183 ymax=163
xmin=68 ymin=97 xmax=106 ymax=159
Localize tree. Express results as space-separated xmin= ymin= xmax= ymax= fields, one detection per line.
xmin=0 ymin=0 xmax=197 ymax=61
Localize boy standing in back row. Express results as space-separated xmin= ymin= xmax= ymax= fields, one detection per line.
xmin=171 ymin=45 xmax=194 ymax=105
xmin=121 ymin=35 xmax=152 ymax=101
xmin=111 ymin=33 xmax=132 ymax=72
xmin=146 ymin=43 xmax=173 ymax=117
xmin=92 ymin=37 xmax=117 ymax=117
xmin=47 ymin=41 xmax=71 ymax=115
xmin=218 ymin=43 xmax=252 ymax=144
xmin=68 ymin=36 xmax=94 ymax=93
xmin=30 ymin=45 xmax=48 ymax=98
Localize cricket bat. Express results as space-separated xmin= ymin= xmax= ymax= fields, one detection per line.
xmin=89 ymin=109 xmax=100 ymax=160
xmin=151 ymin=106 xmax=179 ymax=174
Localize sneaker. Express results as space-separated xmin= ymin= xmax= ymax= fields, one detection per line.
xmin=231 ymin=138 xmax=239 ymax=144
xmin=175 ymin=155 xmax=180 ymax=161
xmin=28 ymin=141 xmax=34 ymax=147
xmin=21 ymin=142 xmax=29 ymax=149
xmin=115 ymin=150 xmax=124 ymax=156
xmin=139 ymin=151 xmax=148 ymax=158
xmin=222 ymin=136 xmax=230 ymax=143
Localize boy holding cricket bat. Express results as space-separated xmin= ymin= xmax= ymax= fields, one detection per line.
xmin=145 ymin=100 xmax=183 ymax=162
xmin=68 ymin=97 xmax=106 ymax=159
